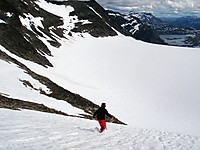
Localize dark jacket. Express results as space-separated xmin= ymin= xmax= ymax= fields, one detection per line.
xmin=93 ymin=107 xmax=112 ymax=120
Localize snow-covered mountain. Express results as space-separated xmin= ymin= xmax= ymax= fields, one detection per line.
xmin=132 ymin=12 xmax=163 ymax=25
xmin=130 ymin=12 xmax=200 ymax=47
xmin=1 ymin=0 xmax=200 ymax=149
xmin=131 ymin=12 xmax=196 ymax=35
xmin=107 ymin=10 xmax=166 ymax=45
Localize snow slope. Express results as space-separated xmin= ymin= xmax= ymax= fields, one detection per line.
xmin=1 ymin=0 xmax=200 ymax=147
xmin=0 ymin=57 xmax=84 ymax=116
xmin=9 ymin=31 xmax=199 ymax=136
xmin=1 ymin=109 xmax=200 ymax=150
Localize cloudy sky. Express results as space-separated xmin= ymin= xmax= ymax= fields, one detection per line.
xmin=96 ymin=0 xmax=200 ymax=17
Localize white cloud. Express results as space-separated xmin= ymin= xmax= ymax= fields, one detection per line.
xmin=96 ymin=0 xmax=200 ymax=17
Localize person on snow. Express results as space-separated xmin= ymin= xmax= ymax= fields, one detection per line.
xmin=93 ymin=103 xmax=113 ymax=132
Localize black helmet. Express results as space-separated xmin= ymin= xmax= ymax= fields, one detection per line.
xmin=101 ymin=103 xmax=106 ymax=107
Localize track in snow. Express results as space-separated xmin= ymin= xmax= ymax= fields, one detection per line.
xmin=0 ymin=109 xmax=200 ymax=150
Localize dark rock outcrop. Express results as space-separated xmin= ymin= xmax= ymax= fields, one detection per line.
xmin=0 ymin=94 xmax=69 ymax=116
xmin=107 ymin=10 xmax=166 ymax=45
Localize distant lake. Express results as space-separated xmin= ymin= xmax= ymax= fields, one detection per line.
xmin=160 ymin=34 xmax=195 ymax=47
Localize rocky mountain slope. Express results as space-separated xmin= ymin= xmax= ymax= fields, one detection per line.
xmin=0 ymin=0 xmax=127 ymax=124
xmin=107 ymin=10 xmax=166 ymax=45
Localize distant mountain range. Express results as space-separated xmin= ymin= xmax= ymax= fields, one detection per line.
xmin=128 ymin=12 xmax=200 ymax=47
xmin=161 ymin=16 xmax=200 ymax=30
xmin=131 ymin=12 xmax=197 ymax=35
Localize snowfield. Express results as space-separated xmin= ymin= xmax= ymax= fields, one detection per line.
xmin=0 ymin=109 xmax=200 ymax=150
xmin=1 ymin=0 xmax=200 ymax=149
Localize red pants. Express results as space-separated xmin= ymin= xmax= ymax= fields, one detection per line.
xmin=98 ymin=120 xmax=107 ymax=132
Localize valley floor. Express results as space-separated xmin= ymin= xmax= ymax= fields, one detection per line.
xmin=0 ymin=109 xmax=200 ymax=150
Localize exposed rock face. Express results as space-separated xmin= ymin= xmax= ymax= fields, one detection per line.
xmin=0 ymin=23 xmax=53 ymax=67
xmin=47 ymin=0 xmax=122 ymax=37
xmin=0 ymin=94 xmax=69 ymax=116
xmin=186 ymin=33 xmax=200 ymax=47
xmin=0 ymin=0 xmax=126 ymax=67
xmin=107 ymin=10 xmax=167 ymax=45
xmin=0 ymin=0 xmax=60 ymax=67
